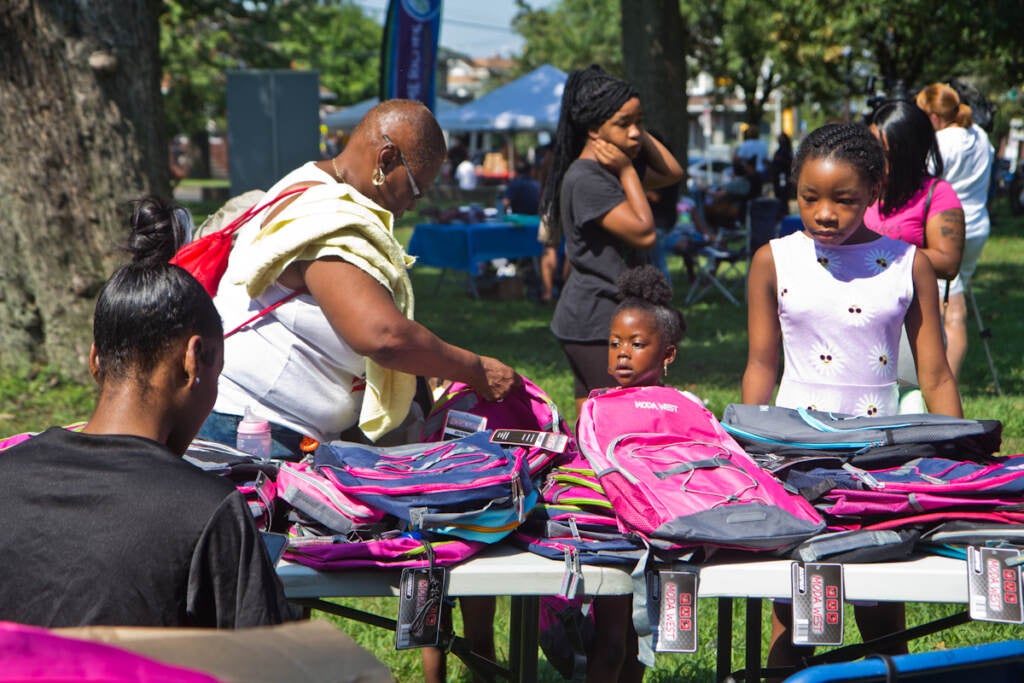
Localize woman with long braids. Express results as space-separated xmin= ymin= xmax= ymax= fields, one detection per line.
xmin=540 ymin=65 xmax=682 ymax=683
xmin=541 ymin=65 xmax=683 ymax=419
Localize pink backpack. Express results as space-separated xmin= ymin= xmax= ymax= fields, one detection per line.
xmin=576 ymin=385 xmax=825 ymax=552
xmin=0 ymin=621 xmax=218 ymax=682
xmin=424 ymin=377 xmax=571 ymax=477
xmin=784 ymin=455 xmax=1024 ymax=531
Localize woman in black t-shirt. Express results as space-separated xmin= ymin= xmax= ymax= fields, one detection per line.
xmin=538 ymin=65 xmax=683 ymax=683
xmin=0 ymin=197 xmax=291 ymax=628
xmin=539 ymin=65 xmax=683 ymax=416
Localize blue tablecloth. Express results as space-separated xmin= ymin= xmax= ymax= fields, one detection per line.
xmin=408 ymin=219 xmax=542 ymax=274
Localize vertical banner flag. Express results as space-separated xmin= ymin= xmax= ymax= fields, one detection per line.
xmin=380 ymin=0 xmax=443 ymax=112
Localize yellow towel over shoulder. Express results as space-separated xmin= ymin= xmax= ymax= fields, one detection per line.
xmin=232 ymin=182 xmax=417 ymax=442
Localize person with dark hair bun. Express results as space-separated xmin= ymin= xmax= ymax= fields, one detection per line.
xmin=539 ymin=64 xmax=684 ymax=418
xmin=583 ymin=264 xmax=686 ymax=682
xmin=609 ymin=265 xmax=685 ymax=387
xmin=0 ymin=196 xmax=292 ymax=629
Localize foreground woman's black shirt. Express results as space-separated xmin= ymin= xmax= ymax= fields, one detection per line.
xmin=0 ymin=428 xmax=292 ymax=628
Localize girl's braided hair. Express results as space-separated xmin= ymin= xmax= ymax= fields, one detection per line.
xmin=614 ymin=265 xmax=685 ymax=345
xmin=539 ymin=65 xmax=638 ymax=232
xmin=792 ymin=123 xmax=886 ymax=196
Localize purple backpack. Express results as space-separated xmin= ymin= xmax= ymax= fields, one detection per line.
xmin=577 ymin=385 xmax=825 ymax=551
xmin=284 ymin=532 xmax=486 ymax=570
xmin=786 ymin=455 xmax=1024 ymax=528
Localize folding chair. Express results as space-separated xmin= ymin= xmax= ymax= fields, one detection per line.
xmin=683 ymin=197 xmax=784 ymax=306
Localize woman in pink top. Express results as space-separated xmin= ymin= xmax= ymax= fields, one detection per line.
xmin=864 ymin=100 xmax=964 ymax=395
xmin=865 ymin=100 xmax=964 ymax=280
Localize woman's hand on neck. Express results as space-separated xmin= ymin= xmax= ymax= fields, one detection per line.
xmin=583 ymin=137 xmax=634 ymax=177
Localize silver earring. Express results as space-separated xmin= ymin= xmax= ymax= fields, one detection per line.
xmin=194 ymin=377 xmax=201 ymax=385
xmin=663 ymin=364 xmax=669 ymax=377
xmin=372 ymin=167 xmax=385 ymax=186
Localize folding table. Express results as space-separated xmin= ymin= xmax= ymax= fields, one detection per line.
xmin=279 ymin=546 xmax=976 ymax=682
xmin=407 ymin=219 xmax=542 ymax=297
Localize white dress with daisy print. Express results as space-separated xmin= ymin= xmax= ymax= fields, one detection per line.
xmin=771 ymin=230 xmax=915 ymax=417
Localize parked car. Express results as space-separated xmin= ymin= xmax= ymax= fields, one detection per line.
xmin=687 ymin=156 xmax=732 ymax=192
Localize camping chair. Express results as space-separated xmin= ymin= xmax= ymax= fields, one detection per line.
xmin=683 ymin=197 xmax=784 ymax=306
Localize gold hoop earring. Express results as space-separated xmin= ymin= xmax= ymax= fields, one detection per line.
xmin=372 ymin=167 xmax=386 ymax=186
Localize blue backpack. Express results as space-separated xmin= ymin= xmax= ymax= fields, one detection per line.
xmin=313 ymin=431 xmax=536 ymax=544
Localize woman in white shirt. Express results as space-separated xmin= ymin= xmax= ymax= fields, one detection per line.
xmin=916 ymin=83 xmax=995 ymax=380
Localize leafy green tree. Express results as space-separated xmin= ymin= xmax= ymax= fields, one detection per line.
xmin=273 ymin=2 xmax=381 ymax=105
xmin=512 ymin=0 xmax=623 ymax=76
xmin=160 ymin=0 xmax=381 ymax=158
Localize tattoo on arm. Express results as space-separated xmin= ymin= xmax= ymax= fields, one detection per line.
xmin=937 ymin=209 xmax=965 ymax=247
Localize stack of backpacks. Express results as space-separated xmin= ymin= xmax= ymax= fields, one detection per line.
xmin=182 ymin=383 xmax=1017 ymax=680
xmin=720 ymin=404 xmax=1016 ymax=562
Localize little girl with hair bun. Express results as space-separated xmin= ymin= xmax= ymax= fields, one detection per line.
xmin=574 ymin=264 xmax=686 ymax=683
xmin=608 ymin=265 xmax=685 ymax=388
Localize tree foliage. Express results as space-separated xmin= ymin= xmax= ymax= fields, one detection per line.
xmin=514 ymin=0 xmax=1024 ymax=128
xmin=512 ymin=0 xmax=622 ymax=76
xmin=160 ymin=0 xmax=381 ymax=139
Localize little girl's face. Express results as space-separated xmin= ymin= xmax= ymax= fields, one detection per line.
xmin=608 ymin=309 xmax=675 ymax=387
xmin=796 ymin=157 xmax=878 ymax=246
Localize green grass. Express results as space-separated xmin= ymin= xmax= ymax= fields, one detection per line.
xmin=177 ymin=177 xmax=231 ymax=189
xmin=4 ymin=194 xmax=1024 ymax=681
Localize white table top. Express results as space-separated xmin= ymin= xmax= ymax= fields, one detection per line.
xmin=279 ymin=545 xmax=969 ymax=604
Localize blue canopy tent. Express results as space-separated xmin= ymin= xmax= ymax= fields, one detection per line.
xmin=437 ymin=64 xmax=567 ymax=133
xmin=323 ymin=97 xmax=459 ymax=132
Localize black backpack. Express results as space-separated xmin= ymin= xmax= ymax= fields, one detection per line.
xmin=721 ymin=404 xmax=1002 ymax=469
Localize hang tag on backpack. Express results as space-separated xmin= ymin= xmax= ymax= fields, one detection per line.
xmin=967 ymin=546 xmax=1023 ymax=623
xmin=791 ymin=562 xmax=844 ymax=646
xmin=442 ymin=410 xmax=487 ymax=439
xmin=655 ymin=570 xmax=698 ymax=652
xmin=396 ymin=567 xmax=449 ymax=649
xmin=490 ymin=429 xmax=569 ymax=454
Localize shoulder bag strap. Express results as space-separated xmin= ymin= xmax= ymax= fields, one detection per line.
xmin=220 ymin=184 xmax=315 ymax=338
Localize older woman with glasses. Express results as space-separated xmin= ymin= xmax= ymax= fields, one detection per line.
xmin=197 ymin=99 xmax=519 ymax=457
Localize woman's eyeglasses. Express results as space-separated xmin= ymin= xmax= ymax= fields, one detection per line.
xmin=382 ymin=134 xmax=422 ymax=200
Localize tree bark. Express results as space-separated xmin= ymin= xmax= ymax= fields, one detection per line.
xmin=620 ymin=0 xmax=688 ymax=168
xmin=0 ymin=0 xmax=167 ymax=381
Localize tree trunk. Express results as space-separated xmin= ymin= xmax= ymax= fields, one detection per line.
xmin=0 ymin=0 xmax=168 ymax=381
xmin=620 ymin=0 xmax=688 ymax=169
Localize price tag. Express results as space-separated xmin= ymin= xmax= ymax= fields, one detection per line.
xmin=791 ymin=562 xmax=844 ymax=646
xmin=967 ymin=546 xmax=1023 ymax=623
xmin=442 ymin=410 xmax=487 ymax=439
xmin=490 ymin=428 xmax=569 ymax=453
xmin=396 ymin=567 xmax=448 ymax=649
xmin=655 ymin=570 xmax=698 ymax=653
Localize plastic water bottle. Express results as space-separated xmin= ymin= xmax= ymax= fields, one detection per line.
xmin=236 ymin=408 xmax=271 ymax=461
